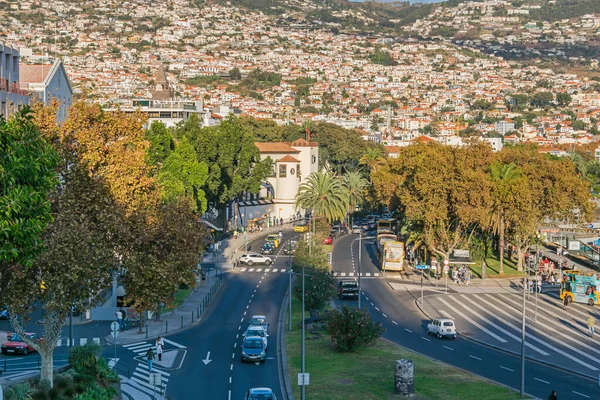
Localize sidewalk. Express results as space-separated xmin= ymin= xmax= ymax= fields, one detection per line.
xmin=105 ymin=273 xmax=224 ymax=345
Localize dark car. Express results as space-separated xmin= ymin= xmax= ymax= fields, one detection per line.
xmin=261 ymin=243 xmax=274 ymax=255
xmin=1 ymin=332 xmax=40 ymax=355
xmin=241 ymin=336 xmax=266 ymax=363
xmin=337 ymin=280 xmax=359 ymax=299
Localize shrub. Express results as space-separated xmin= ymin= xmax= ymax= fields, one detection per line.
xmin=72 ymin=384 xmax=113 ymax=400
xmin=5 ymin=383 xmax=33 ymax=400
xmin=325 ymin=305 xmax=385 ymax=352
xmin=68 ymin=343 xmax=102 ymax=372
xmin=292 ymin=265 xmax=336 ymax=310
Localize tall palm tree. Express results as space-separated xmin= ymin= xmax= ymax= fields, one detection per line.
xmin=568 ymin=152 xmax=587 ymax=178
xmin=295 ymin=171 xmax=349 ymax=223
xmin=489 ymin=162 xmax=521 ymax=275
xmin=359 ymin=147 xmax=385 ymax=177
xmin=343 ymin=171 xmax=369 ymax=224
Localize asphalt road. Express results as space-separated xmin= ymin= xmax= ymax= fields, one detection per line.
xmin=154 ymin=231 xmax=293 ymax=400
xmin=332 ymin=233 xmax=599 ymax=400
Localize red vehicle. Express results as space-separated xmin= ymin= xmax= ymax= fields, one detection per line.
xmin=1 ymin=332 xmax=40 ymax=355
xmin=323 ymin=236 xmax=333 ymax=245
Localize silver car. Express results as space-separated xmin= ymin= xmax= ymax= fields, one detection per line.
xmin=239 ymin=253 xmax=272 ymax=266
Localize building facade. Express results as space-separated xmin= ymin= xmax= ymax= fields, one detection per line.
xmin=0 ymin=43 xmax=31 ymax=118
xmin=20 ymin=60 xmax=73 ymax=122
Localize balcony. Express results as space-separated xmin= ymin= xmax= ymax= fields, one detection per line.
xmin=0 ymin=78 xmax=31 ymax=96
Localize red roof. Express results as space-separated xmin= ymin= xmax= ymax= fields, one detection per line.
xmin=277 ymin=155 xmax=300 ymax=163
xmin=290 ymin=138 xmax=318 ymax=147
xmin=19 ymin=64 xmax=51 ymax=85
xmin=254 ymin=142 xmax=300 ymax=153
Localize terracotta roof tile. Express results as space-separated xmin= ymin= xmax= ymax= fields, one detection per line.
xmin=255 ymin=142 xmax=300 ymax=153
xmin=277 ymin=155 xmax=301 ymax=163
xmin=19 ymin=64 xmax=51 ymax=85
xmin=290 ymin=138 xmax=318 ymax=147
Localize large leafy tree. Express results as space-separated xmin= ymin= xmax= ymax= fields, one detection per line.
xmin=145 ymin=121 xmax=174 ymax=167
xmin=296 ymin=171 xmax=349 ymax=223
xmin=343 ymin=171 xmax=368 ymax=223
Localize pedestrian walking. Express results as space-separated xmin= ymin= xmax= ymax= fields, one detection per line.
xmin=587 ymin=315 xmax=596 ymax=337
xmin=563 ymin=295 xmax=569 ymax=309
xmin=119 ymin=307 xmax=127 ymax=330
xmin=279 ymin=217 xmax=283 ymax=226
xmin=548 ymin=390 xmax=558 ymax=400
xmin=233 ymin=229 xmax=238 ymax=239
xmin=115 ymin=309 xmax=124 ymax=331
xmin=201 ymin=269 xmax=206 ymax=286
xmin=146 ymin=348 xmax=155 ymax=372
xmin=156 ymin=336 xmax=165 ymax=361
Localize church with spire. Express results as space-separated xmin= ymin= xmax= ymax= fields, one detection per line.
xmin=150 ymin=63 xmax=174 ymax=100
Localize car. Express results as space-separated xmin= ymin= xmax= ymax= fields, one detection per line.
xmin=323 ymin=236 xmax=333 ymax=245
xmin=351 ymin=225 xmax=363 ymax=234
xmin=239 ymin=253 xmax=272 ymax=266
xmin=283 ymin=240 xmax=297 ymax=255
xmin=427 ymin=318 xmax=456 ymax=339
xmin=293 ymin=223 xmax=308 ymax=233
xmin=245 ymin=387 xmax=277 ymax=400
xmin=241 ymin=336 xmax=266 ymax=363
xmin=0 ymin=306 xmax=9 ymax=320
xmin=244 ymin=326 xmax=268 ymax=349
xmin=265 ymin=234 xmax=280 ymax=248
xmin=249 ymin=315 xmax=269 ymax=333
xmin=337 ymin=280 xmax=359 ymax=299
xmin=1 ymin=332 xmax=40 ymax=355
xmin=260 ymin=243 xmax=274 ymax=255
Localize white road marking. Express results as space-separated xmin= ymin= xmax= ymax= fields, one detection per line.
xmin=240 ymin=268 xmax=247 ymax=272
xmin=229 ymin=377 xmax=232 ymax=383
xmin=240 ymin=318 xmax=244 ymax=323
xmin=366 ymin=273 xmax=371 ymax=277
xmin=438 ymin=309 xmax=453 ymax=319
xmin=229 ymin=390 xmax=232 ymax=400
xmin=443 ymin=346 xmax=454 ymax=351
xmin=469 ymin=355 xmax=482 ymax=360
xmin=249 ymin=269 xmax=255 ymax=272
xmin=438 ymin=297 xmax=507 ymax=343
xmin=382 ymin=313 xmax=387 ymax=318
xmin=375 ymin=307 xmax=380 ymax=311
xmin=534 ymin=378 xmax=550 ymax=384
xmin=572 ymin=391 xmax=590 ymax=398
xmin=232 ymin=353 xmax=235 ymax=359
xmin=230 ymin=364 xmax=233 ymax=371
xmin=392 ymin=321 xmax=398 ymax=325
xmin=365 ymin=296 xmax=369 ymax=301
xmin=421 ymin=337 xmax=431 ymax=342
xmin=243 ymin=311 xmax=246 ymax=316
xmin=405 ymin=328 xmax=412 ymax=333
xmin=341 ymin=273 xmax=346 ymax=277
xmin=236 ymin=334 xmax=239 ymax=339
xmin=499 ymin=366 xmax=513 ymax=372
xmin=272 ymin=269 xmax=278 ymax=272
xmin=349 ymin=273 xmax=354 ymax=277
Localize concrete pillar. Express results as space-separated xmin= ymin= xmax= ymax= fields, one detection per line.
xmin=394 ymin=359 xmax=415 ymax=397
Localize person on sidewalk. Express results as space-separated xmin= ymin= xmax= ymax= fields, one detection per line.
xmin=119 ymin=307 xmax=127 ymax=330
xmin=563 ymin=295 xmax=569 ymax=309
xmin=146 ymin=348 xmax=155 ymax=372
xmin=115 ymin=309 xmax=124 ymax=331
xmin=156 ymin=336 xmax=165 ymax=361
xmin=587 ymin=315 xmax=596 ymax=337
xmin=279 ymin=217 xmax=283 ymax=226
xmin=548 ymin=390 xmax=558 ymax=400
xmin=201 ymin=269 xmax=206 ymax=286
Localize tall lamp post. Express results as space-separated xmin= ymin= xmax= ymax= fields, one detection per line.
xmin=301 ymin=264 xmax=306 ymax=400
xmin=520 ymin=255 xmax=527 ymax=397
xmin=358 ymin=230 xmax=362 ymax=308
xmin=288 ymin=248 xmax=293 ymax=331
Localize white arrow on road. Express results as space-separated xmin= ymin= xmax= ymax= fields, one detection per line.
xmin=202 ymin=351 xmax=212 ymax=365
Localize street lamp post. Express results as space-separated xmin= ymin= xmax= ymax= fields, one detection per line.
xmin=288 ymin=249 xmax=292 ymax=331
xmin=358 ymin=231 xmax=362 ymax=309
xmin=301 ymin=265 xmax=306 ymax=400
xmin=520 ymin=260 xmax=527 ymax=397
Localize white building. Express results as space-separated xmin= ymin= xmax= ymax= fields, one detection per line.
xmin=104 ymin=99 xmax=205 ymax=128
xmin=20 ymin=60 xmax=73 ymax=122
xmin=0 ymin=43 xmax=32 ymax=118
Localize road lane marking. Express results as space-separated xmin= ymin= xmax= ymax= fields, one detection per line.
xmin=438 ymin=297 xmax=507 ymax=343
xmin=405 ymin=328 xmax=412 ymax=333
xmin=499 ymin=366 xmax=513 ymax=372
xmin=534 ymin=378 xmax=549 ymax=384
xmin=443 ymin=346 xmax=454 ymax=351
xmin=249 ymin=269 xmax=255 ymax=272
xmin=236 ymin=334 xmax=239 ymax=339
xmin=240 ymin=268 xmax=247 ymax=272
xmin=229 ymin=377 xmax=232 ymax=383
xmin=243 ymin=311 xmax=246 ymax=316
xmin=459 ymin=295 xmax=549 ymax=356
xmin=240 ymin=318 xmax=244 ymax=323
xmin=230 ymin=364 xmax=233 ymax=371
xmin=370 ymin=302 xmax=374 ymax=306
xmin=375 ymin=307 xmax=380 ymax=311
xmin=341 ymin=273 xmax=346 ymax=277
xmin=229 ymin=390 xmax=231 ymax=400
xmin=272 ymin=269 xmax=278 ymax=272
xmin=421 ymin=337 xmax=431 ymax=342
xmin=382 ymin=313 xmax=387 ymax=318
xmin=256 ymin=269 xmax=263 ymax=272
xmin=349 ymin=273 xmax=354 ymax=277
xmin=234 ymin=343 xmax=237 ymax=348
xmin=469 ymin=355 xmax=482 ymax=360
xmin=238 ymin=326 xmax=242 ymax=330
xmin=249 ymin=299 xmax=252 ymax=303
xmin=246 ymin=305 xmax=249 ymax=309
xmin=365 ymin=296 xmax=369 ymax=300
xmin=366 ymin=273 xmax=371 ymax=277
xmin=392 ymin=321 xmax=398 ymax=325
xmin=572 ymin=391 xmax=590 ymax=398
xmin=231 ymin=353 xmax=235 ymax=359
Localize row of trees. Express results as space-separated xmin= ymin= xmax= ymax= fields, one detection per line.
xmin=0 ymin=104 xmax=210 ymax=386
xmin=371 ymin=141 xmax=594 ymax=274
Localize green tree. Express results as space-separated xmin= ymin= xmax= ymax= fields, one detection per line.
xmin=325 ymin=305 xmax=385 ymax=352
xmin=229 ymin=67 xmax=242 ymax=80
xmin=343 ymin=171 xmax=368 ymax=223
xmin=511 ymin=94 xmax=529 ymax=111
xmin=145 ymin=121 xmax=174 ymax=167
xmin=368 ymin=49 xmax=398 ymax=66
xmin=556 ymin=92 xmax=572 ymax=107
xmin=292 ymin=265 xmax=336 ymax=311
xmin=296 ymin=171 xmax=349 ymax=223
xmin=530 ymin=91 xmax=554 ymax=108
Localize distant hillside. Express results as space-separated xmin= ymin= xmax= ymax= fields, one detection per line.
xmin=529 ymin=0 xmax=600 ymax=21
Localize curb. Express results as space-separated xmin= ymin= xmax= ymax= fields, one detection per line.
xmin=413 ymin=295 xmax=597 ymax=382
xmin=278 ymin=283 xmax=294 ymax=400
xmin=105 ymin=276 xmax=226 ymax=345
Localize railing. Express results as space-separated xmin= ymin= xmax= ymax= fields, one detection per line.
xmin=0 ymin=78 xmax=31 ymax=95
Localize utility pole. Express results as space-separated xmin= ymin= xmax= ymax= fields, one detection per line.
xmin=69 ymin=306 xmax=73 ymax=347
xmin=358 ymin=231 xmax=362 ymax=308
xmin=288 ymin=248 xmax=292 ymax=331
xmin=301 ymin=265 xmax=306 ymax=400
xmin=520 ymin=261 xmax=527 ymax=397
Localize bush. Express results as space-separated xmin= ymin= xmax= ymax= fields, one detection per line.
xmin=325 ymin=305 xmax=385 ymax=352
xmin=68 ymin=343 xmax=102 ymax=372
xmin=292 ymin=265 xmax=336 ymax=310
xmin=4 ymin=383 xmax=33 ymax=400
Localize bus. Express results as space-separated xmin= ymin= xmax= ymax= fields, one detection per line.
xmin=377 ymin=219 xmax=397 ymax=235
xmin=560 ymin=271 xmax=599 ymax=306
xmin=382 ymin=241 xmax=404 ymax=272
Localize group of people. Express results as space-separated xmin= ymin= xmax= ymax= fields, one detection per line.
xmin=146 ymin=336 xmax=165 ymax=373
xmin=451 ymin=265 xmax=472 ymax=285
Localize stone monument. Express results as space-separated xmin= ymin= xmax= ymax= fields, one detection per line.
xmin=394 ymin=359 xmax=415 ymax=397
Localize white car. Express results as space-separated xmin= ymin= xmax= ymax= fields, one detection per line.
xmin=249 ymin=315 xmax=269 ymax=334
xmin=239 ymin=253 xmax=272 ymax=266
xmin=427 ymin=318 xmax=456 ymax=339
xmin=244 ymin=326 xmax=268 ymax=349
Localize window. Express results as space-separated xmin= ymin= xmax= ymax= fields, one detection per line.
xmin=279 ymin=164 xmax=287 ymax=178
xmin=443 ymin=322 xmax=454 ymax=327
xmin=311 ymin=155 xmax=317 ymax=164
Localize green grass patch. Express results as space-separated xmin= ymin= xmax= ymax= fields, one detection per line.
xmin=470 ymin=253 xmax=523 ymax=279
xmin=164 ymin=288 xmax=191 ymax=313
xmin=286 ymin=302 xmax=523 ymax=400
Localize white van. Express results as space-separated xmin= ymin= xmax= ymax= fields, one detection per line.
xmin=427 ymin=318 xmax=456 ymax=339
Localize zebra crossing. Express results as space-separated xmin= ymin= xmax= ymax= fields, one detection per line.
xmin=235 ymin=267 xmax=383 ymax=277
xmin=425 ymin=290 xmax=600 ymax=377
xmin=55 ymin=337 xmax=101 ymax=347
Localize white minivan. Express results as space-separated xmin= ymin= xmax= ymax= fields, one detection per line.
xmin=427 ymin=318 xmax=456 ymax=339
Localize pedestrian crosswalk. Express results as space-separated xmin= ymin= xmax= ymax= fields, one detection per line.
xmin=122 ymin=339 xmax=186 ymax=357
xmin=56 ymin=337 xmax=101 ymax=347
xmin=425 ymin=291 xmax=600 ymax=377
xmin=235 ymin=267 xmax=383 ymax=277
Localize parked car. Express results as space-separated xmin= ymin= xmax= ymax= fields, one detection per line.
xmin=243 ymin=326 xmax=268 ymax=350
xmin=337 ymin=280 xmax=359 ymax=299
xmin=323 ymin=236 xmax=333 ymax=245
xmin=245 ymin=388 xmax=277 ymax=400
xmin=260 ymin=243 xmax=274 ymax=255
xmin=1 ymin=332 xmax=40 ymax=355
xmin=293 ymin=223 xmax=308 ymax=233
xmin=249 ymin=315 xmax=269 ymax=334
xmin=0 ymin=306 xmax=9 ymax=320
xmin=283 ymin=240 xmax=298 ymax=255
xmin=241 ymin=336 xmax=266 ymax=363
xmin=427 ymin=318 xmax=456 ymax=339
xmin=265 ymin=234 xmax=280 ymax=248
xmin=239 ymin=253 xmax=272 ymax=266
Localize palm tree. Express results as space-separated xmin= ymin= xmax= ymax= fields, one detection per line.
xmin=359 ymin=147 xmax=385 ymax=177
xmin=343 ymin=171 xmax=369 ymax=224
xmin=295 ymin=171 xmax=349 ymax=223
xmin=568 ymin=152 xmax=587 ymax=178
xmin=489 ymin=162 xmax=521 ymax=275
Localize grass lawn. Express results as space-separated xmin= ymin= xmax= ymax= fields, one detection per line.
xmin=163 ymin=288 xmax=191 ymax=313
xmin=470 ymin=253 xmax=523 ymax=279
xmin=286 ymin=302 xmax=523 ymax=400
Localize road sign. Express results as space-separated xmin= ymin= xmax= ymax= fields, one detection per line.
xmin=443 ymin=265 xmax=449 ymax=273
xmin=111 ymin=331 xmax=119 ymax=340
xmin=110 ymin=321 xmax=119 ymax=332
xmin=149 ymin=372 xmax=162 ymax=386
xmin=415 ymin=264 xmax=429 ymax=270
xmin=443 ymin=259 xmax=449 ymax=266
xmin=298 ymin=373 xmax=310 ymax=386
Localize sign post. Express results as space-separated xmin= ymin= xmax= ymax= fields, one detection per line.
xmin=110 ymin=321 xmax=119 ymax=360
xmin=415 ymin=265 xmax=430 ymax=305
xmin=298 ymin=372 xmax=310 ymax=386
xmin=443 ymin=260 xmax=449 ymax=294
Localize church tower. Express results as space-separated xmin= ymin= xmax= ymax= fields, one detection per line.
xmin=150 ymin=63 xmax=174 ymax=100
